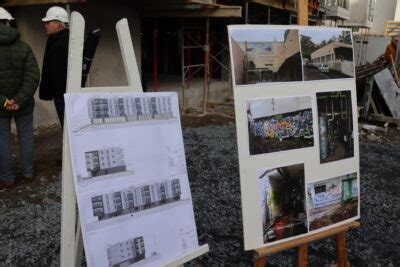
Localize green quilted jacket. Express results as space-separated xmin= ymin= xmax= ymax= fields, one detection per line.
xmin=0 ymin=25 xmax=39 ymax=117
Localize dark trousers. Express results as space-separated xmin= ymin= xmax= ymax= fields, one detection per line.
xmin=54 ymin=97 xmax=65 ymax=128
xmin=0 ymin=113 xmax=34 ymax=182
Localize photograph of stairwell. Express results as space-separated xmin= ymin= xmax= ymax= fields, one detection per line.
xmin=259 ymin=164 xmax=308 ymax=244
xmin=247 ymin=96 xmax=314 ymax=155
xmin=230 ymin=28 xmax=303 ymax=85
xmin=307 ymin=172 xmax=359 ymax=231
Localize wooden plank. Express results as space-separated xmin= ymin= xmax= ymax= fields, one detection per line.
xmin=141 ymin=5 xmax=242 ymax=17
xmin=60 ymin=11 xmax=85 ymax=267
xmin=253 ymin=257 xmax=266 ymax=267
xmin=254 ymin=221 xmax=360 ymax=257
xmin=3 ymin=0 xmax=85 ymax=6
xmin=297 ymin=244 xmax=308 ymax=267
xmin=249 ymin=0 xmax=296 ymax=12
xmin=336 ymin=232 xmax=349 ymax=267
xmin=297 ymin=0 xmax=308 ymax=26
xmin=369 ymin=114 xmax=400 ymax=125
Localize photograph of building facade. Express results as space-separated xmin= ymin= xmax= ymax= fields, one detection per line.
xmin=300 ymin=29 xmax=354 ymax=80
xmin=88 ymin=96 xmax=173 ymax=124
xmin=106 ymin=236 xmax=146 ymax=267
xmin=247 ymin=96 xmax=313 ymax=155
xmin=91 ymin=179 xmax=182 ymax=221
xmin=230 ymin=29 xmax=302 ymax=85
xmin=259 ymin=164 xmax=308 ymax=244
xmin=308 ymin=173 xmax=358 ymax=231
xmin=317 ymin=90 xmax=354 ymax=163
xmin=82 ymin=147 xmax=127 ymax=181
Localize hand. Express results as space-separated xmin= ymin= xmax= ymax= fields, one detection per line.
xmin=5 ymin=99 xmax=19 ymax=111
xmin=5 ymin=99 xmax=14 ymax=110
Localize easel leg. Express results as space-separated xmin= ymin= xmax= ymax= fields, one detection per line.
xmin=297 ymin=244 xmax=308 ymax=267
xmin=336 ymin=232 xmax=349 ymax=267
xmin=253 ymin=257 xmax=266 ymax=267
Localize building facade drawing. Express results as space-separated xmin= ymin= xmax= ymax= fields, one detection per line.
xmin=85 ymin=147 xmax=126 ymax=178
xmin=107 ymin=236 xmax=145 ymax=267
xmin=92 ymin=179 xmax=182 ymax=220
xmin=88 ymin=96 xmax=173 ymax=124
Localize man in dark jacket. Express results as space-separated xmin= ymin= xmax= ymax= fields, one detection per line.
xmin=39 ymin=6 xmax=69 ymax=127
xmin=0 ymin=8 xmax=40 ymax=188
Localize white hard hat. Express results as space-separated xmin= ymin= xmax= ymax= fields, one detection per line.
xmin=0 ymin=7 xmax=14 ymax=21
xmin=42 ymin=6 xmax=69 ymax=23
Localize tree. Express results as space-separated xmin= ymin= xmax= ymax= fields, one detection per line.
xmin=300 ymin=35 xmax=316 ymax=60
xmin=338 ymin=31 xmax=352 ymax=44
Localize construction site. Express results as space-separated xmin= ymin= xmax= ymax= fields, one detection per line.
xmin=0 ymin=0 xmax=399 ymax=266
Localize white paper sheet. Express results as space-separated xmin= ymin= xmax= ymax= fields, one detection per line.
xmin=65 ymin=92 xmax=199 ymax=267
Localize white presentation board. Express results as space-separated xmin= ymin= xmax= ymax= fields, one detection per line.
xmin=65 ymin=92 xmax=199 ymax=267
xmin=228 ymin=25 xmax=360 ymax=250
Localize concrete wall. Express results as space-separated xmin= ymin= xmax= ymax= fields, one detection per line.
xmin=231 ymin=38 xmax=245 ymax=85
xmin=353 ymin=36 xmax=389 ymax=64
xmin=248 ymin=96 xmax=311 ymax=119
xmin=13 ymin=2 xmax=141 ymax=127
xmin=369 ymin=0 xmax=396 ymax=35
xmin=345 ymin=0 xmax=372 ymax=27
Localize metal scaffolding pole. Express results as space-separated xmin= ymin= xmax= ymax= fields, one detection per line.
xmin=203 ymin=17 xmax=210 ymax=114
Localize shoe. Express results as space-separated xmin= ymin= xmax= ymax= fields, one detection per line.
xmin=0 ymin=179 xmax=14 ymax=189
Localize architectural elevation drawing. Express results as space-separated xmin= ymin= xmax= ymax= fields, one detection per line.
xmin=65 ymin=92 xmax=199 ymax=267
xmin=77 ymin=147 xmax=128 ymax=182
xmin=91 ymin=179 xmax=182 ymax=221
xmin=88 ymin=96 xmax=174 ymax=125
xmin=107 ymin=236 xmax=160 ymax=267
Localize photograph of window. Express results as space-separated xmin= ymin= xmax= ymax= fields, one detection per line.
xmin=247 ymin=96 xmax=313 ymax=155
xmin=230 ymin=28 xmax=302 ymax=85
xmin=91 ymin=179 xmax=182 ymax=221
xmin=300 ymin=28 xmax=354 ymax=80
xmin=259 ymin=164 xmax=308 ymax=244
xmin=307 ymin=173 xmax=359 ymax=231
xmin=317 ymin=90 xmax=354 ymax=163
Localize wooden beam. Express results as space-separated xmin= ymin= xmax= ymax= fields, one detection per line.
xmin=369 ymin=114 xmax=400 ymax=125
xmin=2 ymin=0 xmax=85 ymax=6
xmin=253 ymin=221 xmax=360 ymax=257
xmin=297 ymin=0 xmax=308 ymax=25
xmin=142 ymin=5 xmax=242 ymax=18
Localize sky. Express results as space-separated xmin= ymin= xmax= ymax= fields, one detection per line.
xmin=230 ymin=28 xmax=287 ymax=42
xmin=299 ymin=28 xmax=351 ymax=45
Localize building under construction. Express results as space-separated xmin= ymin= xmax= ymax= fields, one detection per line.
xmin=2 ymin=0 xmax=398 ymax=126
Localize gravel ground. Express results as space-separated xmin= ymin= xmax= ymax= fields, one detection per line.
xmin=0 ymin=125 xmax=399 ymax=266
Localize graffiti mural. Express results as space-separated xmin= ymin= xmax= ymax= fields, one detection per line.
xmin=250 ymin=109 xmax=313 ymax=141
xmin=248 ymin=109 xmax=314 ymax=155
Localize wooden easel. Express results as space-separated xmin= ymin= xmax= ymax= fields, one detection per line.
xmin=60 ymin=11 xmax=208 ymax=267
xmin=253 ymin=221 xmax=360 ymax=267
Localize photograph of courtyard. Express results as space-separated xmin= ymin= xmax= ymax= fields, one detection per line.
xmin=308 ymin=173 xmax=359 ymax=231
xmin=230 ymin=28 xmax=302 ymax=85
xmin=259 ymin=164 xmax=308 ymax=244
xmin=300 ymin=28 xmax=354 ymax=81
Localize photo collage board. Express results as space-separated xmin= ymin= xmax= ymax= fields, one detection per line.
xmin=64 ymin=92 xmax=199 ymax=267
xmin=228 ymin=25 xmax=360 ymax=250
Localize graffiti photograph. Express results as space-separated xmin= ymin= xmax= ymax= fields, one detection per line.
xmin=259 ymin=164 xmax=308 ymax=244
xmin=230 ymin=28 xmax=302 ymax=85
xmin=307 ymin=173 xmax=359 ymax=231
xmin=317 ymin=90 xmax=354 ymax=164
xmin=247 ymin=96 xmax=314 ymax=155
xmin=300 ymin=28 xmax=354 ymax=81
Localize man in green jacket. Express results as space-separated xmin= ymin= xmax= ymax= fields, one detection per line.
xmin=0 ymin=8 xmax=40 ymax=188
